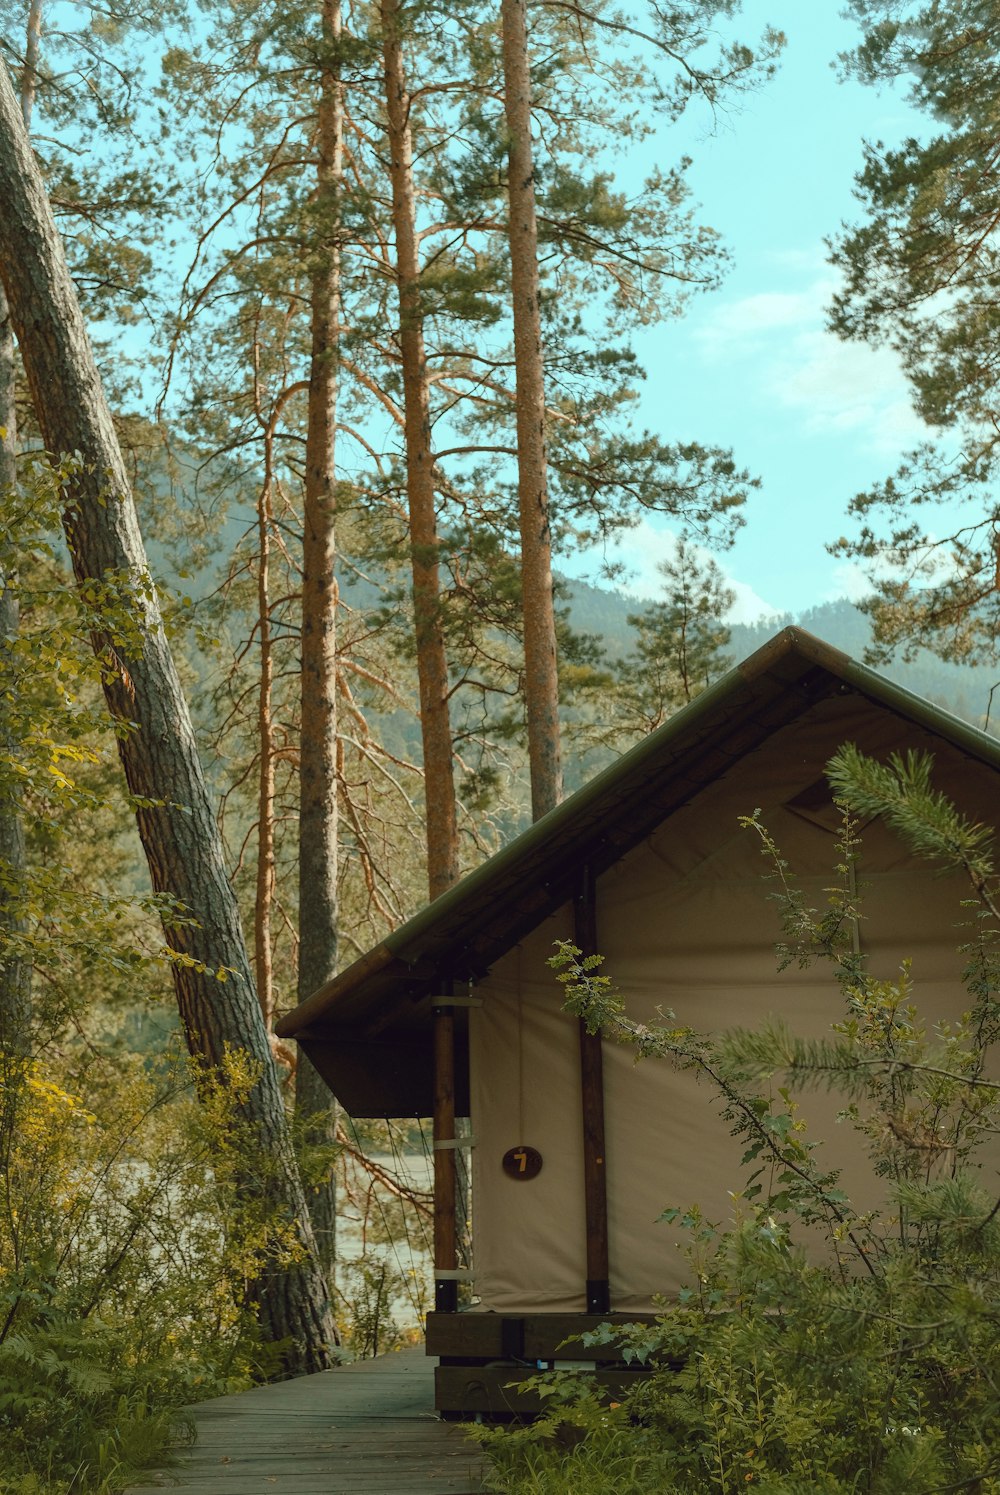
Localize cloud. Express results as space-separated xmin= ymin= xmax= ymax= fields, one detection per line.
xmin=824 ymin=560 xmax=875 ymax=604
xmin=695 ymin=275 xmax=926 ymax=456
xmin=727 ymin=579 xmax=786 ymax=626
xmin=703 ymin=285 xmax=829 ymax=340
xmin=605 ymin=520 xmax=784 ymax=626
xmin=825 ymin=533 xmax=962 ymax=605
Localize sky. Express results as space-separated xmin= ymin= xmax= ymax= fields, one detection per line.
xmin=574 ymin=1 xmax=931 ymax=622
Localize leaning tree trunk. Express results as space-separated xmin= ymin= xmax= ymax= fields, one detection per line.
xmin=0 ymin=2 xmax=40 ymax=1064
xmin=0 ymin=282 xmax=29 ymax=1058
xmin=295 ymin=0 xmax=344 ymax=1285
xmin=500 ymin=0 xmax=562 ymax=820
xmin=0 ymin=53 xmax=336 ymax=1373
xmin=382 ymin=0 xmax=460 ymax=899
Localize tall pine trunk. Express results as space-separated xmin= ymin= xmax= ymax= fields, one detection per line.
xmin=500 ymin=0 xmax=562 ymax=820
xmin=0 ymin=53 xmax=336 ymax=1373
xmin=295 ymin=0 xmax=343 ymax=1284
xmin=20 ymin=0 xmax=42 ymax=130
xmin=382 ymin=0 xmax=460 ymax=899
xmin=255 ymin=437 xmax=279 ymax=1032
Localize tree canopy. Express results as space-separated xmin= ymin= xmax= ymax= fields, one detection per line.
xmin=831 ymin=1 xmax=1000 ymax=663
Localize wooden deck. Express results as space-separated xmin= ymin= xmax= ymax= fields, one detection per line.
xmin=126 ymin=1348 xmax=486 ymax=1495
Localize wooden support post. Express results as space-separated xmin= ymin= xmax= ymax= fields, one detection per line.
xmin=575 ymin=866 xmax=610 ymax=1315
xmin=433 ymin=990 xmax=458 ymax=1313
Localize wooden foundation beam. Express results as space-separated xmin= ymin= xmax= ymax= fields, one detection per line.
xmin=574 ymin=865 xmax=610 ymax=1314
xmin=426 ymin=1310 xmax=656 ymax=1361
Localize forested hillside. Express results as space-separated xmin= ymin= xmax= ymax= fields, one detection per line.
xmin=733 ymin=600 xmax=1000 ymax=728
xmin=561 ymin=582 xmax=1000 ymax=735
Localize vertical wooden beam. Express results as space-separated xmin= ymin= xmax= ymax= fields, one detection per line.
xmin=575 ymin=866 xmax=610 ymax=1314
xmin=433 ymin=987 xmax=458 ymax=1312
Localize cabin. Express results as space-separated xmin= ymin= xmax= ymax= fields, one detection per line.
xmin=276 ymin=628 xmax=1000 ymax=1415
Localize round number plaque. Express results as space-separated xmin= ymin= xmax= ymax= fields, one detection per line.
xmin=502 ymin=1145 xmax=543 ymax=1180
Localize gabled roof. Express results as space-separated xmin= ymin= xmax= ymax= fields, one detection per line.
xmin=276 ymin=627 xmax=1000 ymax=1112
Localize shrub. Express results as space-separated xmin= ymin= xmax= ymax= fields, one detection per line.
xmin=0 ymin=1045 xmax=280 ymax=1493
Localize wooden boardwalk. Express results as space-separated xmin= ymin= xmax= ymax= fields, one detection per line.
xmin=126 ymin=1348 xmax=486 ymax=1495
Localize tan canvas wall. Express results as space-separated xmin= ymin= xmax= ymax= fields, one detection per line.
xmin=469 ymin=695 xmax=1000 ymax=1312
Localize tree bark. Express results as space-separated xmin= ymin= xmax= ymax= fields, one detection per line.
xmin=0 ymin=0 xmax=41 ymax=1059
xmin=20 ymin=0 xmax=42 ymax=130
xmin=500 ymin=0 xmax=563 ymax=820
xmin=295 ymin=0 xmax=344 ymax=1284
xmin=0 ymin=53 xmax=336 ymax=1373
xmin=0 ymin=283 xmax=29 ymax=1055
xmin=255 ymin=443 xmax=278 ymax=1032
xmin=382 ymin=0 xmax=460 ymax=900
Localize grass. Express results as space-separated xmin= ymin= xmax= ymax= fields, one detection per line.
xmin=479 ymin=1425 xmax=675 ymax=1494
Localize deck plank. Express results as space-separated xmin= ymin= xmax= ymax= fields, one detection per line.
xmin=126 ymin=1348 xmax=485 ymax=1494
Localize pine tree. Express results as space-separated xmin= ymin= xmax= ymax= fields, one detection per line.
xmin=481 ymin=0 xmax=778 ymax=812
xmin=621 ymin=540 xmax=734 ymax=733
xmin=830 ymin=2 xmax=1000 ymax=664
xmin=500 ymin=0 xmax=563 ymax=820
xmin=381 ymin=0 xmax=461 ymax=896
xmin=295 ymin=0 xmax=345 ymax=1287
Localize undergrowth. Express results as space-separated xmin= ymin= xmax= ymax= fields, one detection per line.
xmin=0 ymin=1047 xmax=277 ymax=1494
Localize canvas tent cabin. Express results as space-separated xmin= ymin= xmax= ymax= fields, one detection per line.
xmin=277 ymin=628 xmax=1000 ymax=1414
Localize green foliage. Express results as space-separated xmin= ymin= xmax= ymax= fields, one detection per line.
xmin=336 ymin=1257 xmax=423 ymax=1361
xmin=152 ymin=0 xmax=771 ymax=864
xmin=620 ymin=540 xmax=733 ymax=724
xmin=332 ymin=1115 xmax=434 ymax=1358
xmin=0 ymin=1047 xmax=273 ymax=1493
xmin=830 ymin=2 xmax=1000 ymax=663
xmin=480 ymin=1405 xmax=675 ymax=1494
xmin=0 ymin=452 xmax=184 ymax=1033
xmin=482 ymin=745 xmax=1000 ymax=1492
xmin=562 ymin=540 xmax=733 ymax=765
xmin=826 ymin=742 xmax=997 ymax=890
xmin=0 ymin=0 xmax=183 ymax=402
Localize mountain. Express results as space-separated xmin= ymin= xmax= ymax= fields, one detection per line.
xmin=560 ymin=584 xmax=1000 ymax=737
